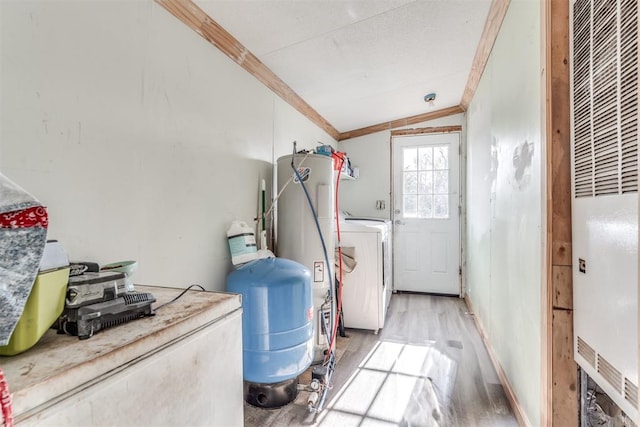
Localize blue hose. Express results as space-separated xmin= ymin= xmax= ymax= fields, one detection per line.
xmin=290 ymin=147 xmax=335 ymax=359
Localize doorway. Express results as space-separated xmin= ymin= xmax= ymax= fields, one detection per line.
xmin=391 ymin=131 xmax=461 ymax=295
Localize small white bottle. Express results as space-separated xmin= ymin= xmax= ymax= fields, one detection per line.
xmin=227 ymin=221 xmax=258 ymax=266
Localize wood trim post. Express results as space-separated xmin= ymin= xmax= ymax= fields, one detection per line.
xmin=390 ymin=125 xmax=462 ymax=137
xmin=339 ymin=106 xmax=464 ymax=141
xmin=460 ymin=0 xmax=511 ymax=110
xmin=544 ymin=0 xmax=577 ymax=425
xmin=464 ymin=296 xmax=530 ymax=426
xmin=154 ymin=0 xmax=340 ymax=141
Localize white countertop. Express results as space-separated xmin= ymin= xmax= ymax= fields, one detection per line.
xmin=0 ymin=285 xmax=242 ymax=420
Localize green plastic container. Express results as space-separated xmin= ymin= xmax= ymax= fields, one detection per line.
xmin=0 ymin=267 xmax=70 ymax=356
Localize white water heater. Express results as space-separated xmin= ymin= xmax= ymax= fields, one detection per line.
xmin=570 ymin=0 xmax=638 ymax=420
xmin=277 ymin=153 xmax=335 ymax=363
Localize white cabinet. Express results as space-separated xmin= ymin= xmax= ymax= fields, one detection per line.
xmin=1 ymin=286 xmax=243 ymax=426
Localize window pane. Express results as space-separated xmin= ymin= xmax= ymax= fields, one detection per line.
xmin=404 ymin=195 xmax=417 ymax=217
xmin=403 ymin=148 xmax=418 ymax=171
xmin=403 ymin=171 xmax=417 ymax=194
xmin=418 ymin=171 xmax=433 ymax=195
xmin=434 ymin=195 xmax=449 ymax=218
xmin=418 ymin=195 xmax=433 ymax=218
xmin=434 ymin=146 xmax=449 ymax=169
xmin=418 ymin=147 xmax=433 ymax=170
xmin=434 ymin=171 xmax=449 ymax=194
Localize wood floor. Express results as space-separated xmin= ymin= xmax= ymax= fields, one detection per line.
xmin=244 ymin=293 xmax=519 ymax=427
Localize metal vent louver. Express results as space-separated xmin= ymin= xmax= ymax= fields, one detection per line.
xmin=573 ymin=0 xmax=594 ymax=197
xmin=571 ymin=0 xmax=638 ymax=197
xmin=625 ymin=378 xmax=638 ymax=408
xmin=598 ymin=354 xmax=623 ymax=393
xmin=620 ymin=0 xmax=638 ymax=193
xmin=577 ymin=336 xmax=596 ymax=367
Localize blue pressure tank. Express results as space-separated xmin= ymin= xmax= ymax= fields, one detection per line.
xmin=226 ymin=257 xmax=313 ymax=408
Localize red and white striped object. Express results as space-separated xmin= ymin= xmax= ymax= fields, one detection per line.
xmin=0 ymin=368 xmax=12 ymax=427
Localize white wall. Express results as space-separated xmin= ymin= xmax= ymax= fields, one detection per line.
xmin=466 ymin=1 xmax=543 ymax=425
xmin=0 ymin=1 xmax=335 ymax=291
xmin=337 ymin=114 xmax=465 ymax=218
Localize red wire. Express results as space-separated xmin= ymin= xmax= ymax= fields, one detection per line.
xmin=326 ymin=153 xmax=346 ymax=361
xmin=0 ymin=368 xmax=13 ymax=427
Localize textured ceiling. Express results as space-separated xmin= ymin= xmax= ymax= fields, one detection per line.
xmin=194 ymin=0 xmax=492 ymax=133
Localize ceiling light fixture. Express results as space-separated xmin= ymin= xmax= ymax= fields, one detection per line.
xmin=424 ymin=92 xmax=437 ymax=109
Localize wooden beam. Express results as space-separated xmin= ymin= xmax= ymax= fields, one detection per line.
xmin=340 ymin=0 xmax=509 ymax=141
xmin=390 ymin=125 xmax=462 ymax=137
xmin=464 ymin=295 xmax=530 ymax=427
xmin=339 ymin=0 xmax=509 ymax=142
xmin=552 ymin=266 xmax=573 ymax=310
xmin=460 ymin=0 xmax=511 ymax=110
xmin=156 ymin=0 xmax=498 ymax=144
xmin=339 ymin=105 xmax=464 ymax=141
xmin=544 ymin=0 xmax=576 ymax=425
xmin=552 ymin=309 xmax=578 ymax=426
xmin=154 ymin=0 xmax=341 ymax=141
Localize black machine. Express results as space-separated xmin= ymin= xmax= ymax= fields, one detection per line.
xmin=57 ymin=271 xmax=155 ymax=339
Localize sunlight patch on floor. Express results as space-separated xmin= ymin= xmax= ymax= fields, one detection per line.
xmin=329 ymin=368 xmax=387 ymax=414
xmin=317 ymin=340 xmax=457 ymax=426
xmin=367 ymin=373 xmax=418 ymax=423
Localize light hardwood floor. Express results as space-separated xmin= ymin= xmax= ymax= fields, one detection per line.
xmin=244 ymin=293 xmax=519 ymax=426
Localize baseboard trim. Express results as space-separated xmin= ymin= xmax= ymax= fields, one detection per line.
xmin=464 ymin=294 xmax=531 ymax=427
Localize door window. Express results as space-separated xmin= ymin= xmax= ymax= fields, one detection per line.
xmin=401 ymin=145 xmax=450 ymax=219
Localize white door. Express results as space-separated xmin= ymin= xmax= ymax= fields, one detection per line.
xmin=392 ymin=133 xmax=461 ymax=295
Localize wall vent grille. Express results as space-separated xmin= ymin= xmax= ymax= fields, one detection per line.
xmin=597 ymin=354 xmax=623 ymax=393
xmin=571 ymin=0 xmax=638 ymax=197
xmin=625 ymin=378 xmax=638 ymax=408
xmin=577 ymin=336 xmax=596 ymax=367
xmin=620 ymin=0 xmax=638 ymax=194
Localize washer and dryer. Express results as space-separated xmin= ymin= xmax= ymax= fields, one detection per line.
xmin=338 ymin=216 xmax=392 ymax=334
